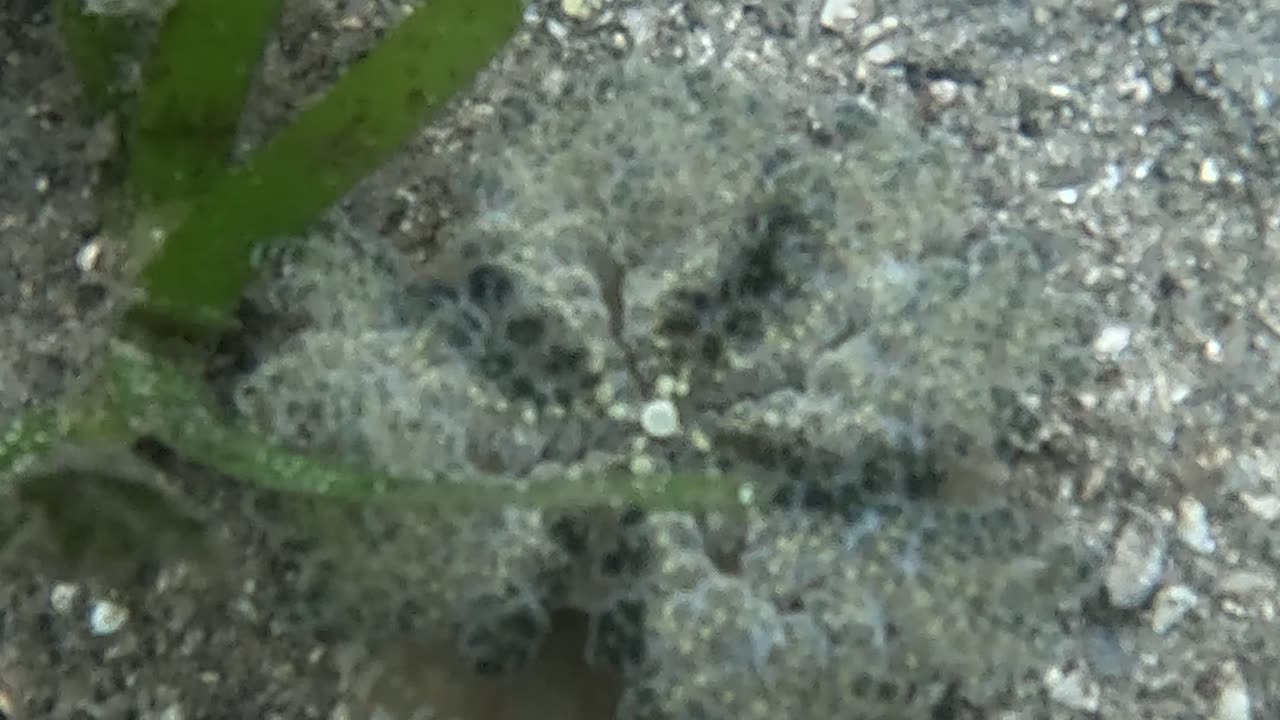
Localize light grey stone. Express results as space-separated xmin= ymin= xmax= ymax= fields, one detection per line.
xmin=1105 ymin=519 xmax=1166 ymax=608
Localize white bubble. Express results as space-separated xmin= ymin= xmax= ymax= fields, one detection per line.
xmin=640 ymin=398 xmax=680 ymax=438
xmin=89 ymin=599 xmax=129 ymax=636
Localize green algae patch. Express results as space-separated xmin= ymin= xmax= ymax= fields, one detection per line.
xmin=127 ymin=0 xmax=284 ymax=206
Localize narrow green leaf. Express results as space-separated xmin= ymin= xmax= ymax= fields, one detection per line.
xmin=127 ymin=0 xmax=284 ymax=206
xmin=132 ymin=0 xmax=523 ymax=338
xmin=102 ymin=341 xmax=746 ymax=513
xmin=52 ymin=0 xmax=141 ymax=113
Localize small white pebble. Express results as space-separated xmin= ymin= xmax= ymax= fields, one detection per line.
xmin=1202 ymin=338 xmax=1224 ymax=361
xmin=862 ymin=41 xmax=898 ymax=65
xmin=1150 ymin=584 xmax=1198 ymax=634
xmin=1105 ymin=519 xmax=1165 ymax=608
xmin=1117 ymin=75 xmax=1153 ymax=103
xmin=1055 ymin=187 xmax=1080 ymax=205
xmin=336 ymin=15 xmax=365 ymax=30
xmin=50 ymin=582 xmax=80 ymax=613
xmin=89 ymin=599 xmax=129 ymax=636
xmin=640 ymin=398 xmax=680 ymax=438
xmin=76 ymin=239 xmax=102 ymax=273
xmin=1100 ymin=162 xmax=1124 ymax=190
xmin=1044 ymin=664 xmax=1100 ymax=713
xmin=858 ymin=14 xmax=899 ymax=43
xmin=545 ymin=17 xmax=570 ymax=41
xmin=561 ymin=0 xmax=601 ymax=20
xmin=819 ymin=0 xmax=871 ymax=32
xmin=1239 ymin=492 xmax=1280 ymax=521
xmin=1200 ymin=157 xmax=1222 ymax=184
xmin=927 ymin=79 xmax=960 ymax=106
xmin=1176 ymin=496 xmax=1216 ymax=555
xmin=1213 ymin=661 xmax=1252 ymax=720
xmin=690 ymin=428 xmax=712 ymax=452
xmin=1092 ymin=324 xmax=1132 ymax=355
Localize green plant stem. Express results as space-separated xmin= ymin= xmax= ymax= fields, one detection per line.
xmin=102 ymin=342 xmax=748 ymax=513
xmin=4 ymin=342 xmax=745 ymax=514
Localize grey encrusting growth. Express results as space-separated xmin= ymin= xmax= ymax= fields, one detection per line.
xmin=228 ymin=58 xmax=1104 ymax=718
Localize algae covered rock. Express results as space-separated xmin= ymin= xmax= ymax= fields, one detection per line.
xmin=225 ymin=56 xmax=1104 ymax=718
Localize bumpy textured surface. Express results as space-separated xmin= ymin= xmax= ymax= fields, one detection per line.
xmin=226 ymin=57 xmax=1104 ymax=718
xmin=7 ymin=0 xmax=1280 ymax=717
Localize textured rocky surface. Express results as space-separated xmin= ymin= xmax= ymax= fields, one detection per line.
xmin=3 ymin=0 xmax=1279 ymax=719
